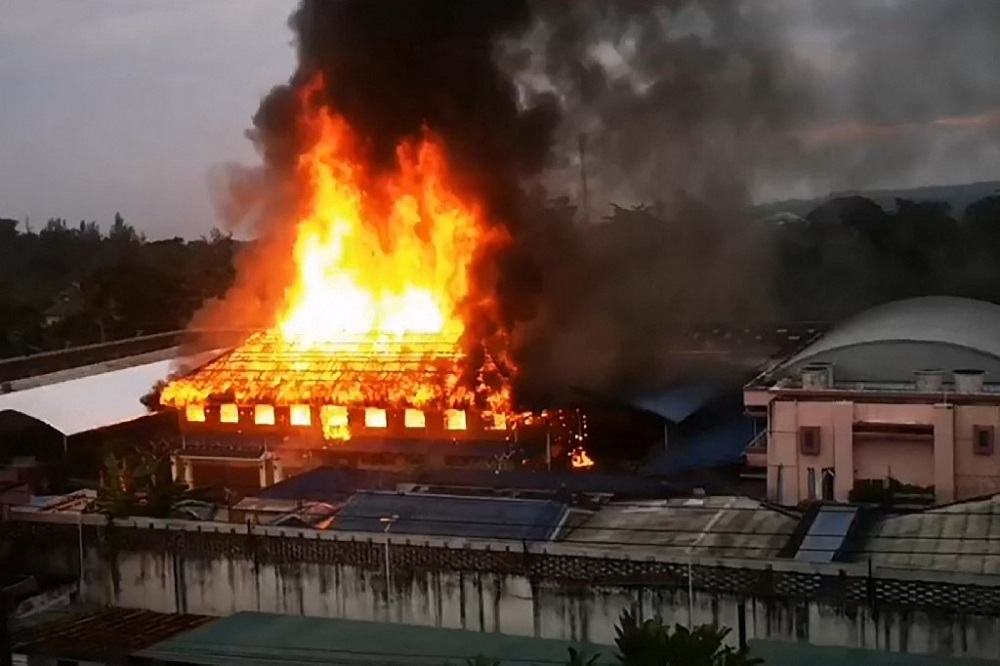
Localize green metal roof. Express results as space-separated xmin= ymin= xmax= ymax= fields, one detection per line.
xmin=137 ymin=612 xmax=997 ymax=666
xmin=138 ymin=612 xmax=613 ymax=665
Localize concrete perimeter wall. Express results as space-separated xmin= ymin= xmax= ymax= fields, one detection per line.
xmin=4 ymin=511 xmax=1000 ymax=661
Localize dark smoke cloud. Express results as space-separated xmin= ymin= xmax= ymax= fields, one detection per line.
xmin=202 ymin=0 xmax=803 ymax=405
xmin=501 ymin=0 xmax=807 ymax=402
xmin=202 ymin=0 xmax=1000 ymax=407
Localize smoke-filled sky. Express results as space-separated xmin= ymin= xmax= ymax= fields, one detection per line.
xmin=1 ymin=0 xmax=1000 ymax=239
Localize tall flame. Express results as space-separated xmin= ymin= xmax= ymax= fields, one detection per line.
xmin=160 ymin=78 xmax=512 ymax=422
xmin=278 ymin=81 xmax=496 ymax=346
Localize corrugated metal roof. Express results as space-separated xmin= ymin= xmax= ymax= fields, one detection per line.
xmin=11 ymin=607 xmax=211 ymax=661
xmin=784 ymin=296 xmax=1000 ymax=372
xmin=630 ymin=381 xmax=725 ymax=423
xmin=642 ymin=416 xmax=755 ymax=476
xmin=0 ymin=350 xmax=215 ymax=436
xmin=255 ymin=468 xmax=401 ymax=503
xmin=332 ymin=491 xmax=567 ymax=542
xmin=567 ymin=496 xmax=796 ymax=558
xmin=865 ymin=494 xmax=1000 ymax=574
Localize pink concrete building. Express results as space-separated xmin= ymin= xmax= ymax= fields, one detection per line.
xmin=744 ymin=297 xmax=1000 ymax=506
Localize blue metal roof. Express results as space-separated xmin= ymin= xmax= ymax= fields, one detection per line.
xmin=255 ymin=468 xmax=400 ymax=503
xmin=643 ymin=415 xmax=755 ymax=476
xmin=333 ymin=491 xmax=567 ymax=542
xmin=416 ymin=469 xmax=681 ymax=497
xmin=795 ymin=505 xmax=859 ymax=564
xmin=630 ymin=381 xmax=725 ymax=423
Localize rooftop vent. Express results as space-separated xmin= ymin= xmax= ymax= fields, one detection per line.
xmin=915 ymin=369 xmax=944 ymax=392
xmin=954 ymin=369 xmax=985 ymax=394
xmin=801 ymin=362 xmax=834 ymax=390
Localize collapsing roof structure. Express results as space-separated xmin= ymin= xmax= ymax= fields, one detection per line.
xmin=158 ymin=330 xmax=510 ymax=413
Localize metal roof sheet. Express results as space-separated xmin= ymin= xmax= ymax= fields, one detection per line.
xmin=0 ymin=351 xmax=213 ymax=436
xmin=865 ymin=494 xmax=1000 ymax=574
xmin=784 ymin=296 xmax=1000 ymax=371
xmin=333 ymin=491 xmax=567 ymax=542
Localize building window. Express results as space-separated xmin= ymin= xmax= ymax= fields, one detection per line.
xmin=404 ymin=408 xmax=426 ymax=428
xmin=974 ymin=425 xmax=995 ymax=456
xmin=185 ymin=404 xmax=206 ymax=423
xmin=445 ymin=409 xmax=467 ymax=431
xmin=254 ymin=404 xmax=275 ymax=426
xmin=365 ymin=407 xmax=387 ymax=429
xmin=219 ymin=403 xmax=239 ymax=424
xmin=806 ymin=467 xmax=817 ymax=501
xmin=289 ymin=404 xmax=311 ymax=426
xmin=798 ymin=426 xmax=821 ymax=456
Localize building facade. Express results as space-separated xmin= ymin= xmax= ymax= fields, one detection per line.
xmin=745 ymin=296 xmax=1000 ymax=506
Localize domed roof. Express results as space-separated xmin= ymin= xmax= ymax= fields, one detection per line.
xmin=783 ymin=296 xmax=1000 ymax=383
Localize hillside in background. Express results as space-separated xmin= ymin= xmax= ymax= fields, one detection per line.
xmin=754 ymin=180 xmax=1000 ymax=220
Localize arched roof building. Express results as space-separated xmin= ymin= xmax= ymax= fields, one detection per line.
xmin=776 ymin=296 xmax=1000 ymax=385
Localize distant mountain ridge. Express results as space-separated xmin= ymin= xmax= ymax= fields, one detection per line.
xmin=753 ymin=180 xmax=1000 ymax=220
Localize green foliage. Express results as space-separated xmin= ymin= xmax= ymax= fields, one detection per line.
xmin=613 ymin=610 xmax=762 ymax=666
xmin=93 ymin=440 xmax=208 ymax=519
xmin=0 ymin=212 xmax=239 ymax=358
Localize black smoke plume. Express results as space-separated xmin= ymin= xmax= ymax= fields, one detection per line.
xmin=207 ymin=0 xmax=805 ymax=407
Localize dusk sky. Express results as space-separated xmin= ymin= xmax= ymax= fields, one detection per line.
xmin=2 ymin=0 xmax=999 ymax=239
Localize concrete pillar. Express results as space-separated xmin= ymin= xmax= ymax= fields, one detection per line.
xmin=933 ymin=403 xmax=956 ymax=504
xmin=182 ymin=459 xmax=194 ymax=490
xmin=832 ymin=401 xmax=854 ymax=502
xmin=258 ymin=459 xmax=268 ymax=489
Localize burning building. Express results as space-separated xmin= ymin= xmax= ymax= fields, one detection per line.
xmin=156 ymin=79 xmax=535 ymax=492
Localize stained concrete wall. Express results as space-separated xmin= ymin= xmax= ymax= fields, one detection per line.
xmin=58 ymin=538 xmax=998 ymax=660
xmin=8 ymin=512 xmax=1000 ymax=661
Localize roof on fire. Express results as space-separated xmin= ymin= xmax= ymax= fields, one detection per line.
xmin=332 ymin=490 xmax=568 ymax=542
xmin=778 ymin=296 xmax=1000 ymax=383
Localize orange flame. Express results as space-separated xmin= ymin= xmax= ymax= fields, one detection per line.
xmin=160 ymin=78 xmax=513 ymax=435
xmin=569 ymin=447 xmax=595 ymax=469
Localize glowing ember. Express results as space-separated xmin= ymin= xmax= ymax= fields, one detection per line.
xmin=569 ymin=447 xmax=595 ymax=469
xmin=159 ymin=77 xmax=514 ymax=438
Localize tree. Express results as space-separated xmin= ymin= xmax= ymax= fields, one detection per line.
xmin=93 ymin=441 xmax=207 ymax=519
xmin=612 ymin=610 xmax=762 ymax=666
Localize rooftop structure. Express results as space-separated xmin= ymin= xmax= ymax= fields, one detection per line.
xmin=863 ymin=494 xmax=1000 ymax=574
xmin=744 ymin=297 xmax=1000 ymax=507
xmin=564 ymin=495 xmax=796 ymax=558
xmin=332 ymin=490 xmax=568 ymax=542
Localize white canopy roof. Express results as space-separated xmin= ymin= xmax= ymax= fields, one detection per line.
xmin=0 ymin=358 xmax=177 ymax=436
